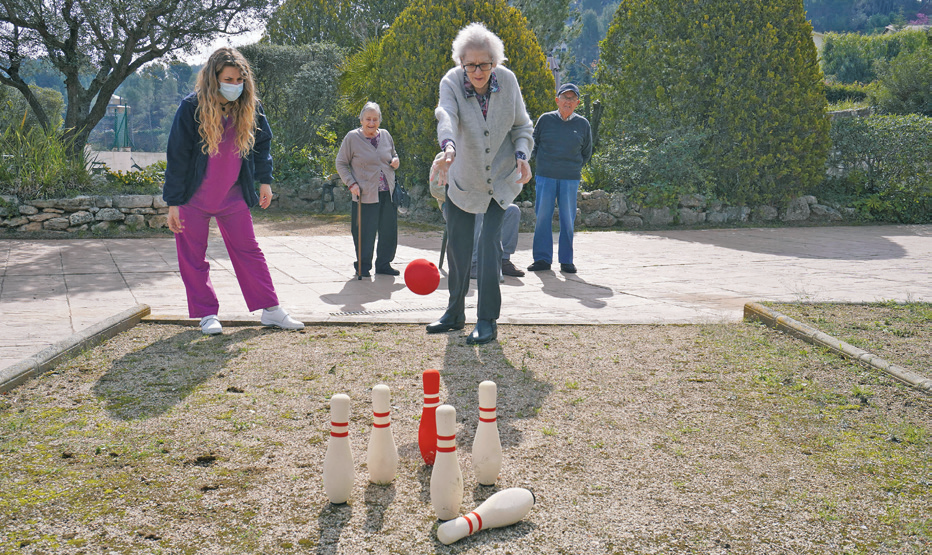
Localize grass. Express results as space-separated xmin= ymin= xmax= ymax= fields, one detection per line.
xmin=0 ymin=306 xmax=929 ymax=553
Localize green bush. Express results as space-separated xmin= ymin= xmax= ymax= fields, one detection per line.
xmin=824 ymin=82 xmax=869 ymax=104
xmin=582 ymin=127 xmax=715 ymax=207
xmin=870 ymin=43 xmax=932 ymax=116
xmin=345 ymin=0 xmax=555 ymax=188
xmin=827 ymin=114 xmax=932 ymax=223
xmin=0 ymin=126 xmax=91 ymax=198
xmin=597 ymin=0 xmax=830 ymax=206
xmin=102 ymin=161 xmax=165 ymax=195
xmin=820 ymin=30 xmax=927 ymax=84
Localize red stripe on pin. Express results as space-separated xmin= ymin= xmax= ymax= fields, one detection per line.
xmin=373 ymin=422 xmax=390 ymax=428
xmin=373 ymin=411 xmax=390 ymax=418
xmin=479 ymin=406 xmax=496 ymax=412
xmin=466 ymin=513 xmax=475 ymax=535
xmin=437 ymin=434 xmax=455 ymax=441
xmin=470 ymin=511 xmax=482 ymax=533
xmin=437 ymin=446 xmax=456 ymax=453
xmin=331 ymin=421 xmax=348 ymax=427
xmin=331 ymin=431 xmax=348 ymax=437
xmin=479 ymin=416 xmax=496 ymax=423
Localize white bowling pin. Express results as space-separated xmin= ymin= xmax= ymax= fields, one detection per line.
xmin=471 ymin=380 xmax=502 ymax=486
xmin=437 ymin=487 xmax=536 ymax=545
xmin=366 ymin=384 xmax=398 ymax=485
xmin=322 ymin=394 xmax=354 ymax=504
xmin=430 ymin=404 xmax=463 ymax=520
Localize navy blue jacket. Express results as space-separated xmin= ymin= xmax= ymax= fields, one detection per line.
xmin=163 ymin=93 xmax=274 ymax=208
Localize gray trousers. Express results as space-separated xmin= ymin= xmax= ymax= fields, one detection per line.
xmin=472 ymin=203 xmax=520 ymax=270
xmin=444 ymin=199 xmax=505 ymax=321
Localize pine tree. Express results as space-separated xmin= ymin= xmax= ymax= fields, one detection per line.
xmin=597 ymin=0 xmax=830 ymax=205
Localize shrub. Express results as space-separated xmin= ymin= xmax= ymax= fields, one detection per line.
xmin=103 ymin=161 xmax=165 ymax=195
xmin=820 ymin=30 xmax=927 ymax=84
xmin=870 ymin=43 xmax=932 ymax=116
xmin=824 ymin=82 xmax=869 ymax=104
xmin=345 ymin=0 xmax=555 ymax=189
xmin=582 ymin=127 xmax=714 ymax=206
xmin=827 ymin=114 xmax=932 ymax=223
xmin=0 ymin=126 xmax=91 ymax=198
xmin=597 ymin=0 xmax=830 ymax=206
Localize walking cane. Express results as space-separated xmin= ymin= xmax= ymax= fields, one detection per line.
xmin=356 ymin=194 xmax=363 ymax=280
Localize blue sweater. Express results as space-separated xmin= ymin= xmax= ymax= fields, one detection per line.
xmin=531 ymin=111 xmax=592 ymax=180
xmin=163 ymin=93 xmax=274 ymax=208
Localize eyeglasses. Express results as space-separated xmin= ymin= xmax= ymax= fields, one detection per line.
xmin=558 ymin=93 xmax=579 ymax=101
xmin=463 ymin=62 xmax=493 ymax=73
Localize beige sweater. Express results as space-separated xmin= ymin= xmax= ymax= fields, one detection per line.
xmin=335 ymin=128 xmax=397 ymax=204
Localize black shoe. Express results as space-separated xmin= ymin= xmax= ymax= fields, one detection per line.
xmin=376 ymin=266 xmax=400 ymax=276
xmin=560 ymin=263 xmax=577 ymax=273
xmin=426 ymin=313 xmax=466 ymax=334
xmin=501 ymin=259 xmax=525 ymax=277
xmin=527 ymin=260 xmax=551 ymax=272
xmin=466 ymin=319 xmax=497 ymax=345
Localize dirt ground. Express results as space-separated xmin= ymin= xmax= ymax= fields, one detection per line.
xmin=0 ymin=303 xmax=929 ymax=554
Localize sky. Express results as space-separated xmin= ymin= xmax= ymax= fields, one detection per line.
xmin=179 ymin=27 xmax=265 ymax=65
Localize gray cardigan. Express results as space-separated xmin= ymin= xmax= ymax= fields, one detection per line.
xmin=335 ymin=128 xmax=397 ymax=204
xmin=435 ymin=65 xmax=534 ymax=214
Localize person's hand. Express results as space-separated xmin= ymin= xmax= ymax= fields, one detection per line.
xmin=348 ymin=183 xmax=360 ymax=200
xmin=516 ymin=158 xmax=532 ymax=185
xmin=430 ymin=145 xmax=456 ymax=187
xmin=167 ymin=205 xmax=183 ymax=234
xmin=389 ymin=156 xmax=400 ymax=170
xmin=259 ymin=184 xmax=272 ymax=209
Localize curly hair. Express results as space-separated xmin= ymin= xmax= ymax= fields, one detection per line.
xmin=195 ymin=47 xmax=259 ymax=158
xmin=451 ymin=22 xmax=507 ymax=66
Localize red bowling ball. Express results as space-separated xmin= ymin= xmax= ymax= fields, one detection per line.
xmin=405 ymin=259 xmax=440 ymax=295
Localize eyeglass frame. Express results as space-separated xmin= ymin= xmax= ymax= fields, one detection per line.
xmin=462 ymin=62 xmax=493 ymax=73
xmin=557 ymin=93 xmax=579 ymax=102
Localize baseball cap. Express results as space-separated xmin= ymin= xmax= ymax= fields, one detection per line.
xmin=557 ymin=83 xmax=580 ymax=98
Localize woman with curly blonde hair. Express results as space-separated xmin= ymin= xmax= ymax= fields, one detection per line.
xmin=163 ymin=47 xmax=303 ymax=335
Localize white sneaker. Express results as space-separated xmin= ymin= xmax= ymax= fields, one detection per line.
xmin=261 ymin=306 xmax=305 ymax=330
xmin=200 ymin=315 xmax=222 ymax=335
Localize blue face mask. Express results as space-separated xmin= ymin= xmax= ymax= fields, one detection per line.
xmin=219 ymin=82 xmax=244 ymax=102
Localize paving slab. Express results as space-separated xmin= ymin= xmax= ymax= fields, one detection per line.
xmin=1 ymin=224 xmax=930 ymax=371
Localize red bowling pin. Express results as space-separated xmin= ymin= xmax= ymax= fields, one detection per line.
xmin=418 ymin=369 xmax=441 ymax=465
xmin=471 ymin=380 xmax=502 ymax=486
xmin=437 ymin=487 xmax=535 ymax=545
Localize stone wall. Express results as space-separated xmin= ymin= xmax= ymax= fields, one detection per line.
xmin=1 ymin=182 xmax=855 ymax=235
xmin=0 ymin=194 xmax=169 ymax=233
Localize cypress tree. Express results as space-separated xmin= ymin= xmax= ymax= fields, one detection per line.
xmin=597 ymin=0 xmax=830 ymax=205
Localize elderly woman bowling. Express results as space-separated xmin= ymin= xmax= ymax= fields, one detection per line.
xmin=427 ymin=22 xmax=534 ymax=345
xmin=336 ymin=102 xmax=401 ymax=277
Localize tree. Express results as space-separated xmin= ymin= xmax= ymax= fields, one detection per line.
xmin=0 ymin=0 xmax=272 ymax=157
xmin=871 ymin=39 xmax=932 ymax=116
xmin=265 ymin=0 xmax=408 ymax=50
xmin=0 ymin=84 xmax=64 ymax=131
xmin=344 ymin=0 xmax=555 ymax=183
xmin=239 ymin=42 xmax=346 ymax=150
xmin=597 ymin=0 xmax=830 ymax=205
xmin=507 ymin=0 xmax=573 ymax=52
xmin=821 ymin=30 xmax=927 ymax=84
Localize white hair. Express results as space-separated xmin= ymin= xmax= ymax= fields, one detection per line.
xmin=451 ymin=22 xmax=507 ymax=66
xmin=359 ymin=101 xmax=382 ymax=121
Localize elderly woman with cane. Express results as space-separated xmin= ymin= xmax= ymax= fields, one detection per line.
xmin=336 ymin=101 xmax=401 ymax=278
xmin=427 ymin=22 xmax=534 ymax=345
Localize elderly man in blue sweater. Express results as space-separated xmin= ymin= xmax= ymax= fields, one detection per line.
xmin=528 ymin=83 xmax=593 ymax=274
